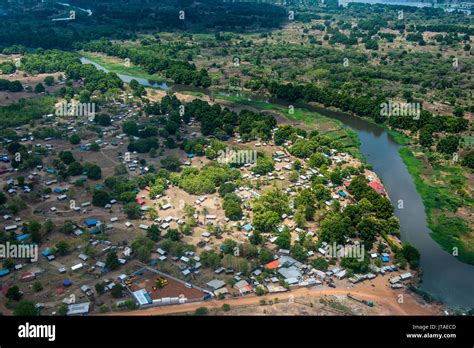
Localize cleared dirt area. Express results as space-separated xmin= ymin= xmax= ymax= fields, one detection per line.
xmin=109 ymin=280 xmax=441 ymax=316
xmin=0 ymin=71 xmax=65 ymax=105
xmin=128 ymin=268 xmax=207 ymax=301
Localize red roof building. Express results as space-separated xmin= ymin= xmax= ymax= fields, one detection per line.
xmin=136 ymin=198 xmax=146 ymax=205
xmin=369 ymin=181 xmax=386 ymax=195
xmin=265 ymin=260 xmax=281 ymax=270
xmin=20 ymin=272 xmax=36 ymax=282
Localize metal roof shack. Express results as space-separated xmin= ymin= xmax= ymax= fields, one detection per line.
xmin=20 ymin=272 xmax=36 ymax=282
xmin=400 ymin=272 xmax=412 ymax=280
xmin=278 ymin=266 xmax=302 ymax=280
xmin=133 ymin=289 xmax=152 ymax=306
xmin=67 ymin=302 xmax=90 ymax=316
xmin=389 ymin=276 xmax=401 ymax=284
xmin=233 ymin=280 xmax=253 ymax=294
xmin=206 ymin=279 xmax=226 ymax=290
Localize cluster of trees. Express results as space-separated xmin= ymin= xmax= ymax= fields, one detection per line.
xmin=311 ymin=174 xmax=400 ymax=253
xmin=20 ymin=50 xmax=123 ymax=96
xmin=267 ymin=81 xmax=468 ymax=159
xmin=185 ymin=99 xmax=277 ymax=141
xmin=52 ymin=150 xmax=87 ymax=179
xmin=0 ymin=79 xmax=23 ymax=92
xmin=66 ymin=63 xmax=123 ymax=94
xmin=252 ymin=155 xmax=274 ymax=175
xmin=182 ymin=138 xmax=209 ymax=156
xmin=222 ymin=193 xmax=242 ymax=221
xmin=6 ymin=142 xmax=43 ymax=171
xmin=462 ymin=151 xmax=474 ymax=169
xmin=0 ymin=61 xmax=16 ymax=74
xmin=252 ymin=189 xmax=290 ymax=233
xmin=145 ymin=95 xmax=182 ymax=117
xmin=388 ymin=111 xmax=467 ymax=156
xmin=103 ymin=171 xmax=166 ymax=207
xmin=81 ymin=40 xmax=211 ymax=87
xmin=389 ymin=111 xmax=468 ymax=135
xmin=128 ymin=137 xmax=159 ymax=154
xmin=21 ymin=50 xmax=80 ymax=74
xmin=274 ymin=125 xmax=308 ymax=146
xmin=268 ymin=81 xmax=385 ymax=122
xmin=176 ymin=164 xmax=240 ymax=195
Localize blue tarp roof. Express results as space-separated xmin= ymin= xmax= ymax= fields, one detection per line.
xmin=53 ymin=188 xmax=63 ymax=193
xmin=0 ymin=269 xmax=10 ymax=277
xmin=243 ymin=223 xmax=253 ymax=232
xmin=42 ymin=249 xmax=51 ymax=256
xmin=85 ymin=219 xmax=97 ymax=227
xmin=16 ymin=234 xmax=29 ymax=241
xmin=63 ymin=280 xmax=72 ymax=287
xmin=338 ymin=191 xmax=347 ymax=197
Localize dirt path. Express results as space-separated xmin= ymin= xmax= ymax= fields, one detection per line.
xmin=106 ymin=285 xmax=438 ymax=316
xmin=100 ymin=149 xmax=120 ymax=165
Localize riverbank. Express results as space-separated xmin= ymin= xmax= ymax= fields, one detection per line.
xmin=79 ymin=51 xmax=166 ymax=82
xmin=399 ymin=147 xmax=474 ymax=265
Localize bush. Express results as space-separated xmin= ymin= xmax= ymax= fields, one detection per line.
xmin=111 ymin=284 xmax=124 ymax=298
xmin=312 ymin=257 xmax=329 ymax=271
xmin=93 ymin=190 xmax=111 ymax=207
xmin=32 ymin=281 xmax=43 ymax=292
xmin=14 ymin=300 xmax=38 ymax=316
xmin=6 ymin=285 xmax=22 ymax=301
xmin=194 ymin=307 xmax=209 ymax=315
xmin=124 ymin=299 xmax=137 ymax=310
xmin=58 ymin=303 xmax=68 ymax=316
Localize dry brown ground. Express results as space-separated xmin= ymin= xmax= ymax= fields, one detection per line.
xmin=0 ymin=71 xmax=65 ymax=105
xmin=108 ymin=277 xmax=441 ymax=316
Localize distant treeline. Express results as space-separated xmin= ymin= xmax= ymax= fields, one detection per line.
xmin=0 ymin=0 xmax=286 ymax=50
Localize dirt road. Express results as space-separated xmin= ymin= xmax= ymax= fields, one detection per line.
xmin=107 ymin=285 xmax=439 ymax=316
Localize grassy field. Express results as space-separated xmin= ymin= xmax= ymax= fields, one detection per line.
xmin=399 ymin=147 xmax=474 ymax=265
xmin=0 ymin=96 xmax=56 ymax=127
xmin=79 ymin=51 xmax=167 ymax=81
xmin=387 ymin=128 xmax=411 ymax=146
